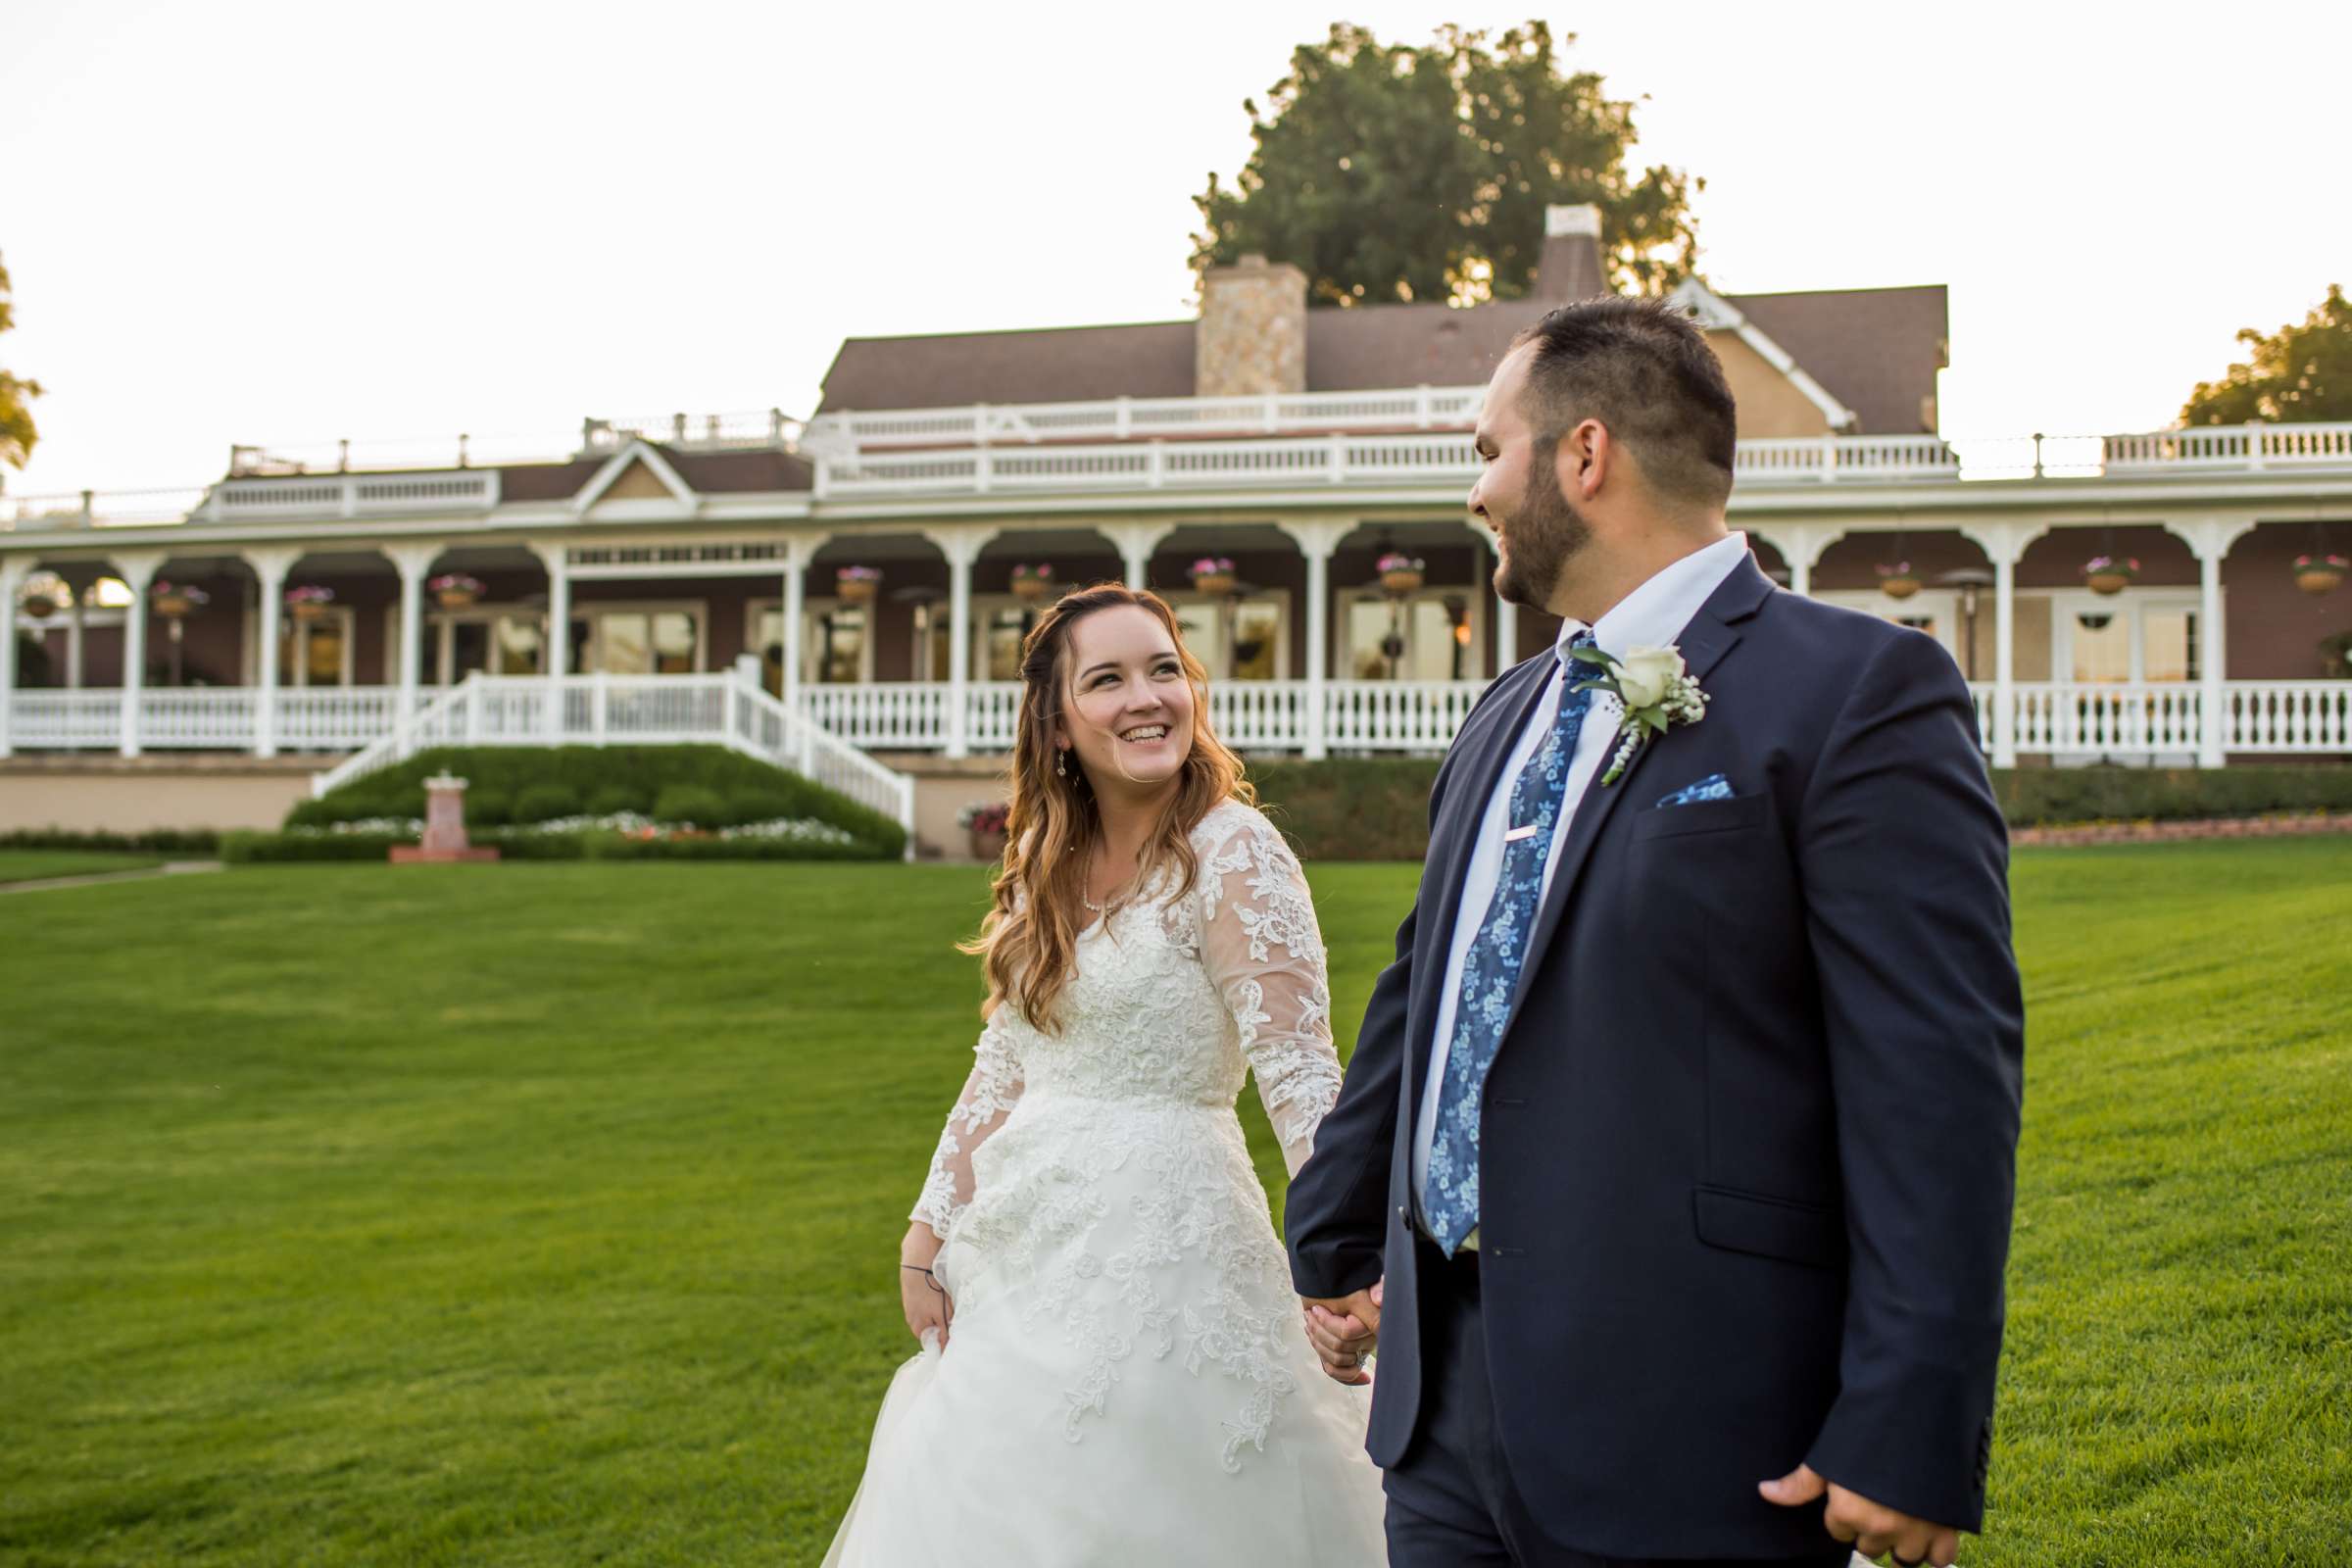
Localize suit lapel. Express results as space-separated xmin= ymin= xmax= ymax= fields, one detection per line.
xmin=1500 ymin=559 xmax=1775 ymax=1026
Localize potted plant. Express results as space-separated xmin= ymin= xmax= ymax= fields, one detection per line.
xmin=836 ymin=564 xmax=881 ymax=605
xmin=430 ymin=571 xmax=485 ymax=609
xmin=959 ymin=800 xmax=1010 ymax=862
xmin=1010 ymin=563 xmax=1054 ymax=603
xmin=153 ymin=580 xmax=212 ymax=617
xmin=1188 ymin=556 xmax=1237 ymax=595
xmin=285 ymin=584 xmax=336 ymax=620
xmin=2292 ymin=552 xmax=2348 ymax=596
xmin=20 ymin=585 xmax=56 ymax=618
xmin=2082 ymin=555 xmax=2138 ymax=596
xmin=1376 ymin=551 xmax=1427 ymax=596
xmin=1875 ymin=561 xmax=1923 ymax=601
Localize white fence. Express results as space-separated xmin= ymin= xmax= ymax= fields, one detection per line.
xmin=7 ymin=677 xmax=2345 ymax=776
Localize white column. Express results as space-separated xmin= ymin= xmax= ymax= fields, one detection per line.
xmin=925 ymin=526 xmax=999 ymax=760
xmin=1466 ymin=519 xmax=1516 ymax=671
xmin=242 ymin=547 xmax=300 ymax=759
xmin=2193 ymin=519 xmax=2236 ymax=768
xmin=780 ymin=531 xmax=822 ymax=717
xmin=531 ymin=542 xmax=571 ymax=740
xmin=66 ymin=580 xmax=85 ymax=689
xmin=0 ymin=557 xmax=24 ymax=759
xmin=387 ymin=544 xmax=438 ymax=720
xmin=1280 ymin=519 xmax=1349 ymax=760
xmin=1783 ymin=524 xmax=1818 ymax=598
xmin=1984 ymin=525 xmax=2021 ymax=770
xmin=114 ymin=552 xmax=165 ymax=759
xmin=1106 ymin=520 xmax=1176 ymax=591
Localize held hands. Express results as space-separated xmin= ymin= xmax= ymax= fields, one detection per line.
xmin=1760 ymin=1464 xmax=1961 ymax=1567
xmin=1301 ymin=1280 xmax=1382 ymax=1386
xmin=900 ymin=1223 xmax=955 ymax=1349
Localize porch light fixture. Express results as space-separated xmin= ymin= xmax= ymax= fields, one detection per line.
xmin=835 ymin=565 xmax=881 ymax=605
xmin=1009 ymin=563 xmax=1054 ymax=603
xmin=1188 ymin=557 xmax=1238 ymax=595
xmin=2076 ymin=611 xmax=2115 ymax=632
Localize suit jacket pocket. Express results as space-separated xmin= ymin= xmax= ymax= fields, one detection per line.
xmin=1634 ymin=792 xmax=1767 ymax=840
xmin=1692 ymin=1184 xmax=1845 ymax=1269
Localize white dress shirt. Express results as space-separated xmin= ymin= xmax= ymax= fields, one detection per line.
xmin=1412 ymin=531 xmax=1753 ymax=1231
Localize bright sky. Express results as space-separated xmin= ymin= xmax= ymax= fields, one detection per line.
xmin=4 ymin=0 xmax=2345 ymax=499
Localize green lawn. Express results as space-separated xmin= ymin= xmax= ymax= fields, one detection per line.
xmin=0 ymin=849 xmax=167 ymax=885
xmin=0 ymin=844 xmax=2344 ymax=1565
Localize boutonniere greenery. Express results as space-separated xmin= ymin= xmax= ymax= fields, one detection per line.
xmin=1569 ymin=643 xmax=1711 ymax=784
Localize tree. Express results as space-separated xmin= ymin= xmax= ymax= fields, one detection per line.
xmin=2181 ymin=284 xmax=2352 ymax=425
xmin=1191 ymin=22 xmax=1700 ymax=307
xmin=0 ymin=251 xmax=40 ymax=472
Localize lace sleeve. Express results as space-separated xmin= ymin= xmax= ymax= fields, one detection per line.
xmin=1198 ymin=808 xmax=1342 ymax=1176
xmin=909 ymin=1005 xmax=1025 ymax=1240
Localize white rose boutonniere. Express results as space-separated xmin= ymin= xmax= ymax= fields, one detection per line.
xmin=1568 ymin=642 xmax=1710 ymax=784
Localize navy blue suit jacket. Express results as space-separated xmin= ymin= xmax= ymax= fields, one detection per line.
xmin=1285 ymin=556 xmax=2025 ymax=1559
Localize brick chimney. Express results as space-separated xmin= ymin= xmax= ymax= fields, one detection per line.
xmin=1196 ymin=254 xmax=1308 ymax=398
xmin=1535 ymin=204 xmax=1607 ymax=301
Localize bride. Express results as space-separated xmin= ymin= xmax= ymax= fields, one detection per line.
xmin=824 ymin=583 xmax=1388 ymax=1565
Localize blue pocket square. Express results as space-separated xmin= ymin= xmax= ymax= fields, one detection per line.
xmin=1656 ymin=772 xmax=1734 ymax=808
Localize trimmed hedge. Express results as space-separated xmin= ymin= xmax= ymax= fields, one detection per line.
xmin=293 ymin=744 xmax=905 ymax=858
xmin=0 ymin=827 xmax=222 ymax=855
xmin=221 ymin=827 xmax=885 ymax=865
xmin=1248 ymin=760 xmax=2352 ymax=861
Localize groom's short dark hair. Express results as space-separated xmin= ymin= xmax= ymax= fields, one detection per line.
xmin=1511 ymin=296 xmax=1739 ymax=510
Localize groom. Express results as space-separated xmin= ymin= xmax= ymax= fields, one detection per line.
xmin=1285 ymin=297 xmax=2024 ymax=1568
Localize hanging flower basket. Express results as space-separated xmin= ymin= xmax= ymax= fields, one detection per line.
xmin=20 ymin=592 xmax=56 ymax=618
xmin=430 ymin=572 xmax=485 ymax=609
xmin=152 ymin=581 xmax=212 ymax=617
xmin=2292 ymin=554 xmax=2348 ymax=596
xmin=1188 ymin=556 xmax=1238 ymax=595
xmin=958 ymin=801 xmax=1009 ymax=862
xmin=1376 ymin=551 xmax=1426 ymax=596
xmin=836 ymin=565 xmax=881 ymax=605
xmin=286 ymin=585 xmax=336 ymax=620
xmin=2082 ymin=556 xmax=2139 ymax=597
xmin=1009 ymin=563 xmax=1054 ymax=603
xmin=1875 ymin=562 xmax=1923 ymax=601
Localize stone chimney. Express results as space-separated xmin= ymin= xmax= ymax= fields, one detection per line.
xmin=1196 ymin=254 xmax=1308 ymax=398
xmin=1535 ymin=204 xmax=1607 ymax=302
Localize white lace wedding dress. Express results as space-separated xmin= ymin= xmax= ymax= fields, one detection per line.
xmin=823 ymin=799 xmax=1389 ymax=1566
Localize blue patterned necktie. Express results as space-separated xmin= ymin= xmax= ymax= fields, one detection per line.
xmin=1423 ymin=631 xmax=1598 ymax=1253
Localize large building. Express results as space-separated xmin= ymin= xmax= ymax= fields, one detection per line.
xmin=3 ymin=207 xmax=2347 ymax=853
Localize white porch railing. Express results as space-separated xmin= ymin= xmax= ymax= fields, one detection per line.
xmin=804 ymin=385 xmax=1487 ymax=451
xmin=2225 ymin=681 xmax=2352 ymax=753
xmin=2012 ymin=682 xmax=2207 ymax=755
xmin=309 ymin=670 xmax=915 ymax=846
xmin=6 ymin=686 xmax=400 ymax=751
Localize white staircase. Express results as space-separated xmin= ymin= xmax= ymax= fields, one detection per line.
xmin=310 ymin=666 xmax=917 ymax=855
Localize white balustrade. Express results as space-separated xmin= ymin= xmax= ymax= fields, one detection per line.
xmin=806 ymin=385 xmax=1491 ymax=451
xmin=1209 ymin=682 xmax=1312 ymax=750
xmin=2224 ymin=681 xmax=2352 ymax=753
xmin=2011 ymin=683 xmax=2206 ymax=755
xmin=964 ymin=683 xmax=1022 ymax=752
xmin=798 ymin=684 xmax=952 ymax=748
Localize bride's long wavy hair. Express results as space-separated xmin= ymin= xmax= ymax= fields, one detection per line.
xmin=959 ymin=583 xmax=1251 ymax=1034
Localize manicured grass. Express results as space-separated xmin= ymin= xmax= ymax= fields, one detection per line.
xmin=0 ymin=844 xmax=2344 ymax=1565
xmin=0 ymin=849 xmax=167 ymax=885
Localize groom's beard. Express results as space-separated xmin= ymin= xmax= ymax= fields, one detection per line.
xmin=1493 ymin=441 xmax=1593 ymax=610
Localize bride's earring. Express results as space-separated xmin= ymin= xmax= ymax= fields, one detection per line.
xmin=1055 ymin=747 xmax=1067 ymax=778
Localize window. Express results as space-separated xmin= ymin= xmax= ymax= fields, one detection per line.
xmin=276 ymin=609 xmax=355 ymax=687
xmin=1344 ymin=592 xmax=1475 ymax=681
xmin=588 ymin=610 xmax=700 ymax=675
xmin=430 ymin=612 xmax=547 ymax=683
xmin=2055 ymin=594 xmax=2201 ymax=685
